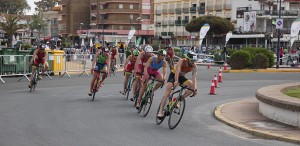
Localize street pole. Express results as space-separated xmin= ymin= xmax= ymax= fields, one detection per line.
xmin=102 ymin=15 xmax=104 ymax=47
xmin=276 ymin=0 xmax=282 ymax=69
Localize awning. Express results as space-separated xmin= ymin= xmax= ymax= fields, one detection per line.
xmin=231 ymin=34 xmax=265 ymax=38
xmin=91 ymin=14 xmax=96 ymax=17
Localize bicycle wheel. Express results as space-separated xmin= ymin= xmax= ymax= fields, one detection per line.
xmin=156 ymin=104 xmax=166 ymax=125
xmin=168 ymin=97 xmax=185 ymax=129
xmin=92 ymin=79 xmax=99 ymax=101
xmin=126 ymin=79 xmax=131 ymax=100
xmin=142 ymin=90 xmax=153 ymax=117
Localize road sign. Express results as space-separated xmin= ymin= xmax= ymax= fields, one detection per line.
xmin=276 ymin=19 xmax=283 ymax=29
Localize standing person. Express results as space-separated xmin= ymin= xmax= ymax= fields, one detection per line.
xmin=88 ymin=47 xmax=111 ymax=96
xmin=119 ymin=43 xmax=125 ymax=66
xmin=279 ymin=47 xmax=284 ymax=65
xmin=157 ymin=51 xmax=198 ymax=119
xmin=28 ymin=44 xmax=49 ymax=88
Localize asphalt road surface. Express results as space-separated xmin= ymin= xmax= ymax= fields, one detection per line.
xmin=0 ymin=66 xmax=299 ymax=146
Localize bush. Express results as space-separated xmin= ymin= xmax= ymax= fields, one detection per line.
xmin=242 ymin=47 xmax=274 ymax=67
xmin=228 ymin=50 xmax=252 ymax=69
xmin=227 ymin=48 xmax=236 ymax=56
xmin=214 ymin=52 xmax=222 ymax=61
xmin=22 ymin=43 xmax=32 ymax=50
xmin=252 ymin=53 xmax=269 ymax=69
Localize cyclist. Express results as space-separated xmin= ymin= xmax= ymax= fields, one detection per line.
xmin=28 ymin=44 xmax=48 ymax=88
xmin=157 ymin=51 xmax=198 ymax=119
xmin=88 ymin=47 xmax=111 ymax=96
xmin=132 ymin=45 xmax=154 ymax=100
xmin=120 ymin=50 xmax=139 ymax=96
xmin=166 ymin=46 xmax=175 ymax=70
xmin=135 ymin=49 xmax=168 ymax=109
xmin=110 ymin=45 xmax=118 ymax=72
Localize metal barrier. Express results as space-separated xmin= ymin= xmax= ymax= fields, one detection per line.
xmin=0 ymin=55 xmax=24 ymax=83
xmin=60 ymin=54 xmax=90 ymax=78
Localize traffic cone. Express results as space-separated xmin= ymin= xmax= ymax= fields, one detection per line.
xmin=219 ymin=67 xmax=222 ymax=73
xmin=207 ymin=63 xmax=210 ymax=69
xmin=213 ymin=75 xmax=219 ymax=88
xmin=224 ymin=63 xmax=228 ymax=70
xmin=209 ymin=80 xmax=217 ymax=95
xmin=218 ymin=72 xmax=223 ymax=83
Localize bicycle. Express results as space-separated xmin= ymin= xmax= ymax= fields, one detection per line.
xmin=138 ymin=75 xmax=164 ymax=117
xmin=91 ymin=71 xmax=106 ymax=101
xmin=123 ymin=73 xmax=134 ymax=100
xmin=110 ymin=58 xmax=117 ymax=76
xmin=29 ymin=64 xmax=43 ymax=92
xmin=156 ymin=84 xmax=195 ymax=129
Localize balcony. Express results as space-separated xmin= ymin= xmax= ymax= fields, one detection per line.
xmin=162 ymin=20 xmax=168 ymax=26
xmin=256 ymin=10 xmax=299 ymax=17
xmin=161 ymin=32 xmax=174 ymax=36
xmin=168 ymin=8 xmax=175 ymax=14
xmin=98 ymin=0 xmax=140 ymax=3
xmin=215 ymin=5 xmax=222 ymax=10
xmin=102 ymin=19 xmax=138 ymax=24
xmin=190 ymin=7 xmax=196 ymax=13
xmin=181 ymin=20 xmax=189 ymax=26
xmin=162 ymin=9 xmax=168 ymax=14
xmin=197 ymin=6 xmax=205 ymax=11
xmin=99 ymin=8 xmax=139 ymax=14
xmin=169 ymin=20 xmax=175 ymax=25
xmin=206 ymin=6 xmax=213 ymax=11
xmin=175 ymin=20 xmax=181 ymax=26
xmin=182 ymin=7 xmax=189 ymax=13
xmin=175 ymin=8 xmax=182 ymax=14
xmin=223 ymin=4 xmax=231 ymax=10
xmin=156 ymin=9 xmax=162 ymax=15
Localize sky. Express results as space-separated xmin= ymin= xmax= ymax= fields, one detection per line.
xmin=26 ymin=0 xmax=39 ymax=15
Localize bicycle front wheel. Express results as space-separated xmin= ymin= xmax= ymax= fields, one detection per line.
xmin=142 ymin=91 xmax=153 ymax=117
xmin=156 ymin=104 xmax=166 ymax=125
xmin=168 ymin=97 xmax=185 ymax=129
xmin=92 ymin=79 xmax=99 ymax=101
xmin=126 ymin=77 xmax=132 ymax=100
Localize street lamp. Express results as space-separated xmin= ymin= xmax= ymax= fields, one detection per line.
xmin=276 ymin=0 xmax=282 ymax=69
xmin=136 ymin=17 xmax=143 ymax=38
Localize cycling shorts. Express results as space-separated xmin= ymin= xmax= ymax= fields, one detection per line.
xmin=34 ymin=59 xmax=45 ymax=66
xmin=142 ymin=67 xmax=161 ymax=80
xmin=167 ymin=72 xmax=189 ymax=85
xmin=94 ymin=63 xmax=107 ymax=72
xmin=125 ymin=64 xmax=134 ymax=73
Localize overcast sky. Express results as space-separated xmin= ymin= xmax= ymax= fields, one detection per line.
xmin=26 ymin=0 xmax=39 ymax=15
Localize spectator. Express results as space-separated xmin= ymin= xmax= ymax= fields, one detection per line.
xmin=118 ymin=43 xmax=125 ymax=66
xmin=279 ymin=47 xmax=284 ymax=65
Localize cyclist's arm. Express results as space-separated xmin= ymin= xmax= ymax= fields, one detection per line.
xmin=107 ymin=55 xmax=111 ymax=72
xmin=174 ymin=59 xmax=183 ymax=82
xmin=92 ymin=53 xmax=99 ymax=69
xmin=143 ymin=57 xmax=153 ymax=76
xmin=116 ymin=48 xmax=119 ymax=56
xmin=124 ymin=55 xmax=131 ymax=67
xmin=162 ymin=60 xmax=167 ymax=80
xmin=30 ymin=50 xmax=38 ymax=64
xmin=191 ymin=64 xmax=197 ymax=90
xmin=134 ymin=53 xmax=142 ymax=72
xmin=43 ymin=51 xmax=48 ymax=62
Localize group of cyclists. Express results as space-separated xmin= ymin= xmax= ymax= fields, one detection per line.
xmin=28 ymin=44 xmax=198 ymax=119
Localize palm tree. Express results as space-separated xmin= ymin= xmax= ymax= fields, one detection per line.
xmin=0 ymin=15 xmax=23 ymax=47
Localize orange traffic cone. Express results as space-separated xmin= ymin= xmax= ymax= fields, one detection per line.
xmin=218 ymin=72 xmax=223 ymax=83
xmin=219 ymin=67 xmax=222 ymax=73
xmin=214 ymin=75 xmax=219 ymax=88
xmin=209 ymin=80 xmax=217 ymax=95
xmin=207 ymin=63 xmax=210 ymax=69
xmin=224 ymin=63 xmax=228 ymax=70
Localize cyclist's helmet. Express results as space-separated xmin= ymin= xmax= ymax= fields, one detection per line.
xmin=39 ymin=44 xmax=46 ymax=50
xmin=133 ymin=50 xmax=140 ymax=56
xmin=185 ymin=51 xmax=197 ymax=62
xmin=104 ymin=47 xmax=110 ymax=52
xmin=144 ymin=45 xmax=153 ymax=53
xmin=157 ymin=49 xmax=167 ymax=56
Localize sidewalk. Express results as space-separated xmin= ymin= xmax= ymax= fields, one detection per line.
xmin=214 ymin=99 xmax=300 ymax=144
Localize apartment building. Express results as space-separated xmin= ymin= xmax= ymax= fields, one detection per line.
xmin=86 ymin=0 xmax=154 ymax=44
xmin=154 ymin=0 xmax=300 ymax=48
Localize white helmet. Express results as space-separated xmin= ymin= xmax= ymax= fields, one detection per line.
xmin=144 ymin=45 xmax=153 ymax=53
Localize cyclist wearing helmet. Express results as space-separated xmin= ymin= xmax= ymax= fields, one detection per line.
xmin=135 ymin=49 xmax=167 ymax=109
xmin=157 ymin=51 xmax=197 ymax=119
xmin=88 ymin=47 xmax=111 ymax=96
xmin=28 ymin=44 xmax=48 ymax=88
xmin=110 ymin=45 xmax=118 ymax=70
xmin=120 ymin=50 xmax=140 ymax=95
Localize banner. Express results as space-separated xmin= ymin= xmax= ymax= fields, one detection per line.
xmin=290 ymin=18 xmax=300 ymax=47
xmin=128 ymin=29 xmax=136 ymax=40
xmin=136 ymin=38 xmax=142 ymax=47
xmin=243 ymin=11 xmax=256 ymax=32
xmin=199 ymin=23 xmax=210 ymax=48
xmin=225 ymin=31 xmax=233 ymax=45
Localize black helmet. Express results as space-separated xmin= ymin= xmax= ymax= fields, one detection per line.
xmin=40 ymin=44 xmax=46 ymax=50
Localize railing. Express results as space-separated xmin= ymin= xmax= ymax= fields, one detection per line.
xmin=190 ymin=7 xmax=196 ymax=13
xmin=168 ymin=8 xmax=175 ymax=14
xmin=182 ymin=7 xmax=189 ymax=13
xmin=175 ymin=8 xmax=181 ymax=14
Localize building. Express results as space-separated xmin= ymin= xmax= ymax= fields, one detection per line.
xmin=154 ymin=0 xmax=300 ymax=48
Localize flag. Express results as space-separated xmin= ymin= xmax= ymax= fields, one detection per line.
xmin=225 ymin=31 xmax=233 ymax=45
xmin=136 ymin=38 xmax=142 ymax=47
xmin=290 ymin=18 xmax=300 ymax=47
xmin=199 ymin=23 xmax=210 ymax=48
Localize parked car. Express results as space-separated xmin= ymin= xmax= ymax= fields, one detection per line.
xmin=203 ymin=57 xmax=214 ymax=63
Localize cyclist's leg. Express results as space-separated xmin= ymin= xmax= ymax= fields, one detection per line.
xmin=29 ymin=60 xmax=38 ymax=87
xmin=181 ymin=77 xmax=194 ymax=98
xmin=157 ymin=82 xmax=173 ymax=117
xmin=153 ymin=72 xmax=163 ymax=91
xmin=136 ymin=76 xmax=149 ymax=108
xmin=121 ymin=72 xmax=130 ymax=94
xmin=89 ymin=64 xmax=100 ymax=95
xmin=42 ymin=61 xmax=49 ymax=74
xmin=99 ymin=65 xmax=108 ymax=84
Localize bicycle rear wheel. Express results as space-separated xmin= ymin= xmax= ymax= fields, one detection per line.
xmin=168 ymin=97 xmax=185 ymax=129
xmin=142 ymin=91 xmax=153 ymax=117
xmin=126 ymin=77 xmax=132 ymax=100
xmin=156 ymin=104 xmax=166 ymax=125
xmin=92 ymin=79 xmax=99 ymax=101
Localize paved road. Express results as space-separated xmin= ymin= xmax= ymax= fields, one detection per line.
xmin=0 ymin=66 xmax=299 ymax=146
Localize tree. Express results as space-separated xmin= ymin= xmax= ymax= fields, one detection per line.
xmin=34 ymin=0 xmax=60 ymax=12
xmin=27 ymin=13 xmax=48 ymax=44
xmin=185 ymin=16 xmax=234 ymax=49
xmin=0 ymin=0 xmax=30 ymax=14
xmin=0 ymin=15 xmax=24 ymax=47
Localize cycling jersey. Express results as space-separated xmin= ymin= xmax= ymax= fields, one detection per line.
xmin=167 ymin=48 xmax=174 ymax=58
xmin=111 ymin=48 xmax=117 ymax=59
xmin=171 ymin=59 xmax=193 ymax=74
xmin=150 ymin=57 xmax=164 ymax=70
xmin=97 ymin=54 xmax=109 ymax=64
xmin=34 ymin=50 xmax=46 ymax=66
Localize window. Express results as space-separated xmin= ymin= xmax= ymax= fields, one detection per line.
xmin=119 ymin=4 xmax=123 ymax=9
xmin=142 ymin=14 xmax=150 ymax=19
xmin=130 ymin=4 xmax=133 ymax=9
xmin=261 ymin=5 xmax=264 ymax=10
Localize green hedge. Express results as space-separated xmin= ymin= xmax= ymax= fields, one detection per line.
xmin=228 ymin=50 xmax=252 ymax=69
xmin=252 ymin=53 xmax=269 ymax=69
xmin=242 ymin=47 xmax=274 ymax=68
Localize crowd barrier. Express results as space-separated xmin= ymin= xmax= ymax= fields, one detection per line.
xmin=0 ymin=53 xmax=125 ymax=84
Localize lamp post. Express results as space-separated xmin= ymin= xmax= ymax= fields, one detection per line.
xmin=136 ymin=17 xmax=143 ymax=39
xmin=276 ymin=0 xmax=282 ymax=69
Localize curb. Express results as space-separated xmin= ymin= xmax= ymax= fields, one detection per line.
xmin=224 ymin=69 xmax=300 ymax=73
xmin=214 ymin=101 xmax=300 ymax=144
